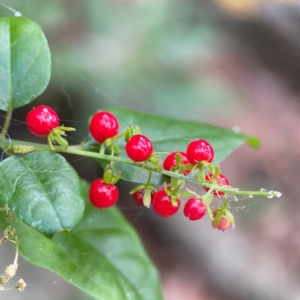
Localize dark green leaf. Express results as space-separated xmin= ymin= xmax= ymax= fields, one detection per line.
xmin=0 ymin=181 xmax=163 ymax=300
xmin=86 ymin=107 xmax=259 ymax=185
xmin=0 ymin=151 xmax=84 ymax=235
xmin=0 ymin=17 xmax=51 ymax=111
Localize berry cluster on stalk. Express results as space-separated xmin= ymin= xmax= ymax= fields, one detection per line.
xmin=85 ymin=110 xmax=233 ymax=232
xmin=24 ymin=107 xmax=281 ymax=232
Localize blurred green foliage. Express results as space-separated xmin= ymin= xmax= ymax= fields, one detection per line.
xmin=0 ymin=0 xmax=242 ymax=122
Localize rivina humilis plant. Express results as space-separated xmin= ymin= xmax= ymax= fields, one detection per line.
xmin=0 ymin=16 xmax=281 ymax=299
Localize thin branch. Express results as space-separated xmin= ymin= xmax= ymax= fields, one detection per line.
xmin=0 ymin=110 xmax=13 ymax=139
xmin=0 ymin=138 xmax=282 ymax=199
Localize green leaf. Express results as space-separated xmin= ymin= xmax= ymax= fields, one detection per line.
xmin=86 ymin=107 xmax=259 ymax=185
xmin=0 ymin=181 xmax=163 ymax=300
xmin=0 ymin=17 xmax=51 ymax=111
xmin=0 ymin=151 xmax=84 ymax=235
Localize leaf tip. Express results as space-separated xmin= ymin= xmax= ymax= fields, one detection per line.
xmin=246 ymin=136 xmax=261 ymax=149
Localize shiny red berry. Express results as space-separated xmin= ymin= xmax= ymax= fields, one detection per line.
xmin=152 ymin=187 xmax=180 ymax=217
xmin=184 ymin=198 xmax=206 ymax=221
xmin=26 ymin=105 xmax=59 ymax=136
xmin=89 ymin=178 xmax=119 ymax=209
xmin=163 ymin=151 xmax=190 ymax=175
xmin=125 ymin=134 xmax=153 ymax=162
xmin=89 ymin=111 xmax=119 ymax=143
xmin=204 ymin=173 xmax=229 ymax=196
xmin=132 ymin=189 xmax=154 ymax=206
xmin=186 ymin=139 xmax=214 ymax=165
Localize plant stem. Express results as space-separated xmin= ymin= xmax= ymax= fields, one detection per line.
xmin=0 ymin=138 xmax=282 ymax=199
xmin=0 ymin=110 xmax=12 ymax=139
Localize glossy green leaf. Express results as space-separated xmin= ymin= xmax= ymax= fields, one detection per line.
xmin=0 ymin=17 xmax=51 ymax=111
xmin=0 ymin=151 xmax=84 ymax=235
xmin=85 ymin=107 xmax=259 ymax=185
xmin=0 ymin=181 xmax=163 ymax=300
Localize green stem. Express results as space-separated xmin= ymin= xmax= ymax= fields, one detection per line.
xmin=0 ymin=110 xmax=13 ymax=139
xmin=145 ymin=171 xmax=152 ymax=186
xmin=0 ymin=138 xmax=282 ymax=199
xmin=113 ymin=131 xmax=126 ymax=140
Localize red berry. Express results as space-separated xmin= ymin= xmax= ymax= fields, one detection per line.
xmin=163 ymin=151 xmax=190 ymax=175
xmin=186 ymin=139 xmax=214 ymax=165
xmin=152 ymin=187 xmax=180 ymax=217
xmin=132 ymin=189 xmax=154 ymax=206
xmin=89 ymin=111 xmax=119 ymax=143
xmin=212 ymin=210 xmax=234 ymax=231
xmin=89 ymin=178 xmax=119 ymax=209
xmin=125 ymin=134 xmax=153 ymax=162
xmin=26 ymin=105 xmax=59 ymax=136
xmin=184 ymin=198 xmax=206 ymax=221
xmin=204 ymin=173 xmax=229 ymax=196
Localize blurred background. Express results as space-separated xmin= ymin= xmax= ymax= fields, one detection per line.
xmin=0 ymin=0 xmax=300 ymax=299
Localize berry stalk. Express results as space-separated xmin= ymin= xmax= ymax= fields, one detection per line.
xmin=0 ymin=138 xmax=282 ymax=199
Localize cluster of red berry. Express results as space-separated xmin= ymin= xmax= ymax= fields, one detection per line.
xmin=88 ymin=111 xmax=233 ymax=231
xmin=25 ymin=106 xmax=234 ymax=231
